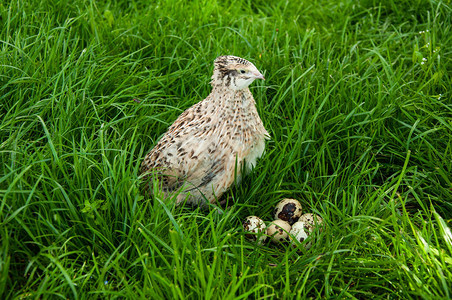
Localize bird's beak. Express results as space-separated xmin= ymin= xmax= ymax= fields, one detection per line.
xmin=254 ymin=72 xmax=265 ymax=80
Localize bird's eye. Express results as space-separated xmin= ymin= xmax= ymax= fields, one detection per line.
xmin=240 ymin=69 xmax=246 ymax=74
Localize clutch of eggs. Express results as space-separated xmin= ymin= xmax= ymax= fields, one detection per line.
xmin=243 ymin=198 xmax=323 ymax=248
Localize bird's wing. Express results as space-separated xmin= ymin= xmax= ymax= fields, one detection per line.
xmin=141 ymin=102 xmax=224 ymax=193
xmin=141 ymin=134 xmax=223 ymax=192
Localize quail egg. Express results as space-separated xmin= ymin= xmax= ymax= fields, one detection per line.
xmin=243 ymin=216 xmax=267 ymax=244
xmin=289 ymin=221 xmax=309 ymax=244
xmin=267 ymin=219 xmax=291 ymax=243
xmin=274 ymin=198 xmax=303 ymax=225
xmin=298 ymin=213 xmax=323 ymax=233
xmin=289 ymin=221 xmax=310 ymax=248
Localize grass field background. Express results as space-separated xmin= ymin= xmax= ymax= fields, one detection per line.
xmin=1 ymin=0 xmax=452 ymax=298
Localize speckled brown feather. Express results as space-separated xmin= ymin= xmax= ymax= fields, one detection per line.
xmin=141 ymin=56 xmax=269 ymax=205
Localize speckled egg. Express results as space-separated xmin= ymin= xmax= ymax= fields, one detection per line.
xmin=267 ymin=219 xmax=291 ymax=243
xmin=289 ymin=221 xmax=309 ymax=246
xmin=243 ymin=216 xmax=267 ymax=244
xmin=274 ymin=198 xmax=303 ymax=225
xmin=298 ymin=213 xmax=323 ymax=233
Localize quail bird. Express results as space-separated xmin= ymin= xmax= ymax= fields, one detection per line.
xmin=141 ymin=55 xmax=269 ymax=205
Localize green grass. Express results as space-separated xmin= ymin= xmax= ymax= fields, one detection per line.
xmin=1 ymin=0 xmax=452 ymax=298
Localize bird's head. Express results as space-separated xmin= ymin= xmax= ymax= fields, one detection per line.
xmin=211 ymin=55 xmax=265 ymax=90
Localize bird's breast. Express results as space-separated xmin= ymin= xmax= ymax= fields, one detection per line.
xmin=191 ymin=89 xmax=268 ymax=173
